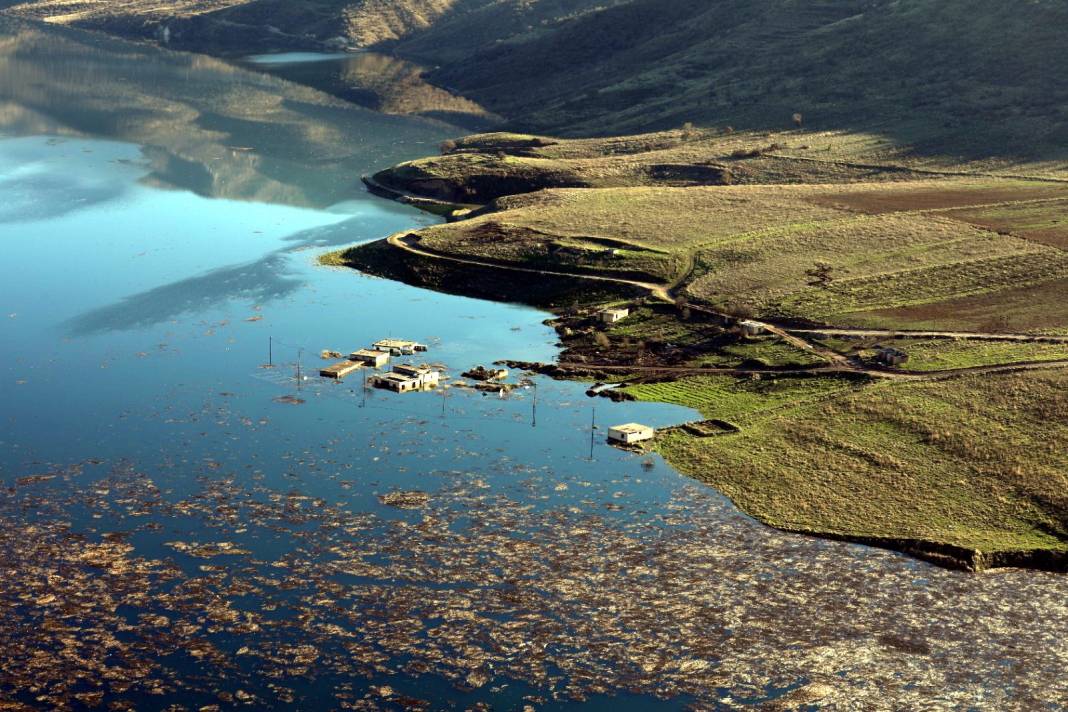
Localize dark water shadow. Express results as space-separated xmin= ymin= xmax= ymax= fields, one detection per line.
xmin=63 ymin=218 xmax=375 ymax=337
xmin=0 ymin=172 xmax=129 ymax=224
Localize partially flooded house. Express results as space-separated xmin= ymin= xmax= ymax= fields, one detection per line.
xmin=607 ymin=423 xmax=655 ymax=445
xmin=372 ymin=364 xmax=441 ymax=392
xmin=320 ymin=360 xmax=363 ymax=380
xmin=350 ymin=349 xmax=391 ymax=368
xmin=373 ymin=339 xmax=428 ymax=356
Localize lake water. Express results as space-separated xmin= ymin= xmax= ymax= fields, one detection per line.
xmin=0 ymin=19 xmax=1066 ymax=712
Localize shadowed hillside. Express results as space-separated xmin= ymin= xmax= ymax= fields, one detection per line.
xmin=8 ymin=0 xmax=1068 ymax=161
xmin=397 ymin=0 xmax=1068 ymax=156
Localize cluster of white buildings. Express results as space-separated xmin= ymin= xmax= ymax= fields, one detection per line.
xmin=319 ymin=339 xmax=441 ymax=393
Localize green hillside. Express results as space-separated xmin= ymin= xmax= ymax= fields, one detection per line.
xmin=9 ymin=0 xmax=1068 ymax=157
xmin=399 ymin=0 xmax=1068 ymax=152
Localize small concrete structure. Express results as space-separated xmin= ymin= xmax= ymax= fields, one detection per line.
xmin=607 ymin=423 xmax=655 ymax=445
xmin=372 ymin=364 xmax=441 ymax=392
xmin=350 ymin=349 xmax=390 ymax=368
xmin=600 ymin=308 xmax=630 ymax=324
xmin=372 ymin=372 xmax=422 ymax=392
xmin=320 ymin=360 xmax=363 ymax=380
xmin=738 ymin=320 xmax=766 ymax=337
xmin=875 ymin=346 xmax=909 ymax=367
xmin=373 ymin=339 xmax=428 ymax=356
xmin=463 ymin=365 xmax=508 ymax=382
xmin=393 ymin=363 xmax=441 ymax=386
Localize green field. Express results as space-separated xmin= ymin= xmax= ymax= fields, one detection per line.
xmin=838 ymin=338 xmax=1068 ymax=371
xmin=637 ymin=369 xmax=1068 ymax=557
xmin=390 ymin=165 xmax=1068 ymax=333
xmin=624 ymin=375 xmax=856 ymax=423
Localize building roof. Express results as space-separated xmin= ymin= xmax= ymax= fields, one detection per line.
xmin=393 ymin=363 xmax=436 ymax=375
xmin=603 ymin=307 xmax=630 ymax=315
xmin=609 ymin=423 xmax=654 ymax=434
xmin=374 ymin=339 xmax=424 ymax=348
xmin=353 ymin=348 xmax=388 ymax=357
xmin=378 ymin=373 xmax=416 ymax=383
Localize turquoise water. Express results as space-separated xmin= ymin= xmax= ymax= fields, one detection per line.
xmin=0 ymin=132 xmax=696 ymax=507
xmin=1 ymin=21 xmax=1066 ymax=712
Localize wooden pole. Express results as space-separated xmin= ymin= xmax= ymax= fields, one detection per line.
xmin=589 ymin=407 xmax=596 ymax=460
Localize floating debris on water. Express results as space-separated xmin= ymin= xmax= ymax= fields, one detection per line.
xmin=378 ymin=490 xmax=430 ymax=509
xmin=0 ymin=463 xmax=1065 ymax=709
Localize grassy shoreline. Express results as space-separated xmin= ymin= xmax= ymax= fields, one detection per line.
xmin=325 ymin=129 xmax=1068 ymax=572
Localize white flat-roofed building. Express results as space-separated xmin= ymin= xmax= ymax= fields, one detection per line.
xmin=600 ymin=308 xmax=630 ymax=324
xmin=350 ymin=349 xmax=390 ymax=368
xmin=738 ymin=320 xmax=765 ymax=336
xmin=373 ymin=339 xmax=428 ymax=355
xmin=607 ymin=423 xmax=655 ymax=445
xmin=373 ymin=364 xmax=441 ymax=392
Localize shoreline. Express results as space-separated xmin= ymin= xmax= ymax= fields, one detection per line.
xmin=325 ymin=234 xmax=1068 ymax=574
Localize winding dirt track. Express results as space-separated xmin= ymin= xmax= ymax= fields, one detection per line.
xmin=384 ymin=231 xmax=1068 ymax=381
xmin=553 ymin=358 xmax=1068 ymax=382
xmin=787 ymin=327 xmax=1068 ymax=343
xmin=388 ymin=232 xmax=674 ymax=301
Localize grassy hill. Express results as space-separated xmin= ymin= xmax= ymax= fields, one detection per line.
xmin=397 ymin=0 xmax=1068 ymax=154
xmin=332 ymin=125 xmax=1068 ymax=566
xmin=363 ymin=130 xmax=1068 ymax=334
xmin=9 ymin=0 xmax=1068 ymax=159
xmin=2 ymin=0 xmax=468 ymax=50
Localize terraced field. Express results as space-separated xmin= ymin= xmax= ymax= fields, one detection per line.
xmin=871 ymin=339 xmax=1068 ymax=371
xmin=393 ymin=157 xmax=1068 ymax=333
xmin=340 ymin=128 xmax=1068 ymax=565
xmin=944 ymin=199 xmax=1068 ymax=250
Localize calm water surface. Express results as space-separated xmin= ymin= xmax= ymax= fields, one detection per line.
xmin=0 ymin=20 xmax=1066 ymax=712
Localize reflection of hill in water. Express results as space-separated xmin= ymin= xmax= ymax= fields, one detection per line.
xmin=0 ymin=19 xmax=452 ymax=208
xmin=244 ymin=51 xmax=501 ymax=131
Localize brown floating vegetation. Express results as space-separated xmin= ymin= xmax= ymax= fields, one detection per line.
xmin=0 ymin=460 xmax=1066 ymax=708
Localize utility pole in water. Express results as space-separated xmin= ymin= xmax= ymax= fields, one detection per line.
xmin=589 ymin=406 xmax=596 ymax=460
xmin=531 ymin=382 xmax=538 ymax=428
xmin=268 ymin=336 xmax=273 ymax=367
xmin=296 ymin=348 xmax=303 ymax=392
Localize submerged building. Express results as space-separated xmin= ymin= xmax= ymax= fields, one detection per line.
xmin=373 ymin=339 xmax=428 ymax=356
xmin=350 ymin=349 xmax=391 ymax=368
xmin=372 ymin=364 xmax=441 ymax=392
xmin=607 ymin=423 xmax=655 ymax=445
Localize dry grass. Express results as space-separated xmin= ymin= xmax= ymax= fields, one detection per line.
xmin=400 ymin=168 xmax=1068 ymax=332
xmin=644 ymin=369 xmax=1068 ymax=553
